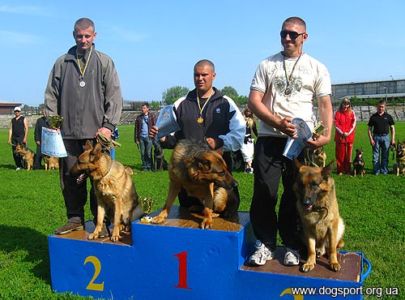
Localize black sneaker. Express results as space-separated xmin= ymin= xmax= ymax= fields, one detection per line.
xmin=54 ymin=222 xmax=84 ymax=235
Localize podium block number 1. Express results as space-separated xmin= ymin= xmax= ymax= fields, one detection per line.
xmin=84 ymin=256 xmax=105 ymax=291
xmin=175 ymin=251 xmax=190 ymax=289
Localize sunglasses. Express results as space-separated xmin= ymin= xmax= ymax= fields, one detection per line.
xmin=280 ymin=30 xmax=305 ymax=40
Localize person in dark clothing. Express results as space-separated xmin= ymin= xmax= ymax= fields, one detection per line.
xmin=8 ymin=106 xmax=29 ymax=170
xmin=34 ymin=109 xmax=49 ymax=169
xmin=367 ymin=100 xmax=395 ymax=175
xmin=135 ymin=103 xmax=157 ymax=171
xmin=150 ymin=59 xmax=245 ymax=207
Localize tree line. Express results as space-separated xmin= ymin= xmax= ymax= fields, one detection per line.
xmin=162 ymin=86 xmax=248 ymax=106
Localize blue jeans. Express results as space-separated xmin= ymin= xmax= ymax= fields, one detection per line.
xmin=139 ymin=136 xmax=152 ymax=170
xmin=372 ymin=135 xmax=390 ymax=175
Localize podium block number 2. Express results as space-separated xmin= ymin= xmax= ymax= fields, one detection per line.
xmin=84 ymin=256 xmax=105 ymax=291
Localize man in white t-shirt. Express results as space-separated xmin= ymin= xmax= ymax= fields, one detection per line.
xmin=247 ymin=16 xmax=333 ymax=267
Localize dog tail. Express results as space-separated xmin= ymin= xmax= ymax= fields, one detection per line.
xmin=131 ymin=197 xmax=154 ymax=221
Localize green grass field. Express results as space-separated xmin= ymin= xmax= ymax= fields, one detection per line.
xmin=0 ymin=122 xmax=404 ymax=299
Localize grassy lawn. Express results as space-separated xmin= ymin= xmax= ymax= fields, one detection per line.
xmin=0 ymin=122 xmax=403 ymax=299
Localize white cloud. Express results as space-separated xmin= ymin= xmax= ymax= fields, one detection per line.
xmin=0 ymin=30 xmax=39 ymax=45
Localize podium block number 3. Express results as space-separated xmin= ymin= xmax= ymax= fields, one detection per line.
xmin=84 ymin=256 xmax=105 ymax=291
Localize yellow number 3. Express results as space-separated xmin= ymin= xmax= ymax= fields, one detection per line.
xmin=84 ymin=256 xmax=105 ymax=291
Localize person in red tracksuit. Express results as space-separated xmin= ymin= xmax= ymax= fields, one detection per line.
xmin=334 ymin=98 xmax=356 ymax=175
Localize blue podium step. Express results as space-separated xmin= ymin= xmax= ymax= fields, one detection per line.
xmin=48 ymin=206 xmax=370 ymax=299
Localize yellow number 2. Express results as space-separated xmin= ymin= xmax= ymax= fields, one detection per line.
xmin=84 ymin=256 xmax=105 ymax=291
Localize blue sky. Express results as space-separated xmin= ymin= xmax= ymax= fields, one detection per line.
xmin=1 ymin=0 xmax=404 ymax=106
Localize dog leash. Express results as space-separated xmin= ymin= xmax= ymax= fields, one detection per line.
xmin=97 ymin=132 xmax=121 ymax=151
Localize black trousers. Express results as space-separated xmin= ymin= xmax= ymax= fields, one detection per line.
xmin=11 ymin=138 xmax=24 ymax=168
xmin=249 ymin=137 xmax=304 ymax=251
xmin=60 ymin=139 xmax=97 ymax=224
xmin=34 ymin=144 xmax=43 ymax=169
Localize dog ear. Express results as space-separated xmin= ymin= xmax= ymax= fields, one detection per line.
xmin=322 ymin=160 xmax=334 ymax=178
xmin=294 ymin=159 xmax=304 ymax=170
xmin=84 ymin=140 xmax=93 ymax=151
xmin=197 ymin=157 xmax=211 ymax=171
xmin=92 ymin=143 xmax=103 ymax=155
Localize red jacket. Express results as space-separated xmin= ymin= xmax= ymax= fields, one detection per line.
xmin=334 ymin=110 xmax=356 ymax=143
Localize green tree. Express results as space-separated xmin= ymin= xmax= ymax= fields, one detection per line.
xmin=221 ymin=86 xmax=239 ymax=100
xmin=162 ymin=86 xmax=189 ymax=105
xmin=235 ymin=95 xmax=248 ymax=106
xmin=150 ymin=101 xmax=161 ymax=110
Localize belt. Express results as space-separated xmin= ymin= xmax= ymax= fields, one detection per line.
xmin=374 ymin=133 xmax=388 ymax=136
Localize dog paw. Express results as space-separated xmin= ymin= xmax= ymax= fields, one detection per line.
xmin=110 ymin=234 xmax=121 ymax=242
xmin=151 ymin=216 xmax=165 ymax=224
xmin=330 ymin=262 xmax=341 ymax=272
xmin=301 ymin=262 xmax=315 ymax=273
xmin=88 ymin=233 xmax=98 ymax=240
xmin=200 ymin=218 xmax=212 ymax=229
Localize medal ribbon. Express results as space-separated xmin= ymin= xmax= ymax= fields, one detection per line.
xmin=76 ymin=46 xmax=93 ymax=79
xmin=283 ymin=53 xmax=302 ymax=93
xmin=196 ymin=90 xmax=214 ymax=122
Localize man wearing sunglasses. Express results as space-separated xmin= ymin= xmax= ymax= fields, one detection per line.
xmin=247 ymin=17 xmax=333 ymax=267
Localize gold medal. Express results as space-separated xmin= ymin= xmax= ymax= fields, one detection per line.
xmin=196 ymin=89 xmax=214 ymax=125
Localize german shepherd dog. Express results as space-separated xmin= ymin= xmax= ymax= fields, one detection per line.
xmin=151 ymin=139 xmax=238 ymax=229
xmin=15 ymin=144 xmax=35 ymax=170
xmin=394 ymin=140 xmax=405 ymax=176
xmin=294 ymin=160 xmax=345 ymax=272
xmin=71 ymin=141 xmax=145 ymax=242
xmin=43 ymin=155 xmax=59 ymax=170
xmin=352 ymin=148 xmax=365 ymax=177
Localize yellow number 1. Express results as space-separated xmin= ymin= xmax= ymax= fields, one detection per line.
xmin=84 ymin=256 xmax=105 ymax=291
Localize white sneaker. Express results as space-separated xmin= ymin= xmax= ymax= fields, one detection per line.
xmin=284 ymin=248 xmax=300 ymax=266
xmin=248 ymin=241 xmax=274 ymax=266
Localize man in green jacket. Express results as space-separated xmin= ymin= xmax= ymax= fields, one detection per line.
xmin=44 ymin=17 xmax=123 ymax=235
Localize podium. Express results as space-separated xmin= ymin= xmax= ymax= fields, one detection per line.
xmin=48 ymin=207 xmax=371 ymax=299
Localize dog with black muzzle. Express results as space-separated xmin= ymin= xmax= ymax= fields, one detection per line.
xmin=151 ymin=139 xmax=238 ymax=229
xmin=352 ymin=148 xmax=365 ymax=177
xmin=394 ymin=141 xmax=405 ymax=176
xmin=294 ymin=160 xmax=345 ymax=273
xmin=71 ymin=141 xmax=147 ymax=242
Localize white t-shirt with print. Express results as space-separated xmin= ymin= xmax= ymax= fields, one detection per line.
xmin=250 ymin=52 xmax=331 ymax=138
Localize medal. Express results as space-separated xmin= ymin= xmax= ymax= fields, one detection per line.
xmin=283 ymin=53 xmax=302 ymax=97
xmin=196 ymin=89 xmax=214 ymax=125
xmin=76 ymin=46 xmax=93 ymax=89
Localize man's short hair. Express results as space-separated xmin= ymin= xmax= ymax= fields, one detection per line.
xmin=74 ymin=18 xmax=95 ymax=32
xmin=283 ymin=17 xmax=306 ymax=30
xmin=194 ymin=59 xmax=215 ymax=72
xmin=142 ymin=102 xmax=150 ymax=108
xmin=378 ymin=99 xmax=386 ymax=105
